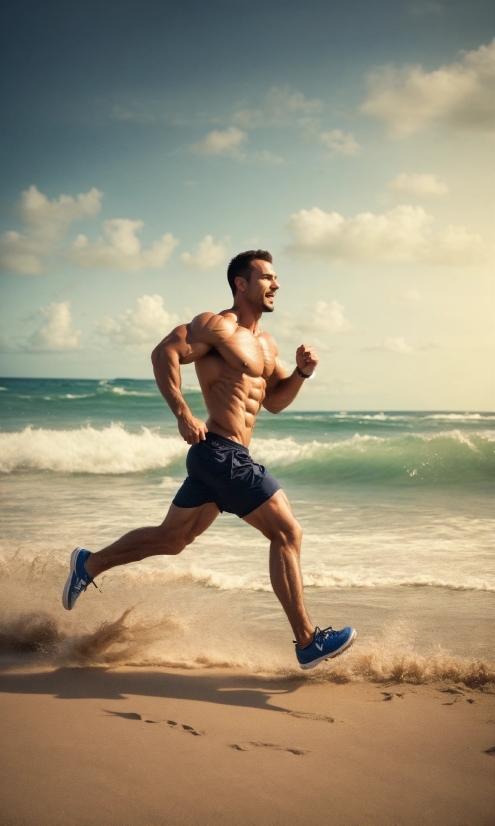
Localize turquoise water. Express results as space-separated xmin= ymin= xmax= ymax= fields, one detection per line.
xmin=1 ymin=377 xmax=494 ymax=681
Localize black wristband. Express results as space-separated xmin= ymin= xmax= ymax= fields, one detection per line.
xmin=295 ymin=365 xmax=314 ymax=379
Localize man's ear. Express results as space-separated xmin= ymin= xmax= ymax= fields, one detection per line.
xmin=234 ymin=276 xmax=247 ymax=293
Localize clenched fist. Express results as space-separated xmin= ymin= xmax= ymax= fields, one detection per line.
xmin=178 ymin=414 xmax=208 ymax=444
xmin=296 ymin=344 xmax=318 ymax=377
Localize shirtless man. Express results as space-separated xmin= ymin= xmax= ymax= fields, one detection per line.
xmin=62 ymin=250 xmax=356 ymax=669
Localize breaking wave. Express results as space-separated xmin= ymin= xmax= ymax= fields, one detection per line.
xmin=0 ymin=424 xmax=186 ymax=474
xmin=108 ymin=563 xmax=495 ymax=594
xmin=1 ymin=424 xmax=493 ymax=483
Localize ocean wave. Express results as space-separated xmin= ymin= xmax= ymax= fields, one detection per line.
xmin=0 ymin=609 xmax=492 ymax=687
xmin=111 ymin=564 xmax=495 ymax=594
xmin=64 ymin=393 xmax=94 ymax=399
xmin=109 ymin=386 xmax=158 ymax=397
xmin=0 ymin=424 xmax=186 ymax=474
xmin=3 ymin=553 xmax=493 ymax=596
xmin=1 ymin=425 xmax=494 ymax=481
xmin=105 ymin=564 xmax=495 ymax=593
xmin=251 ymin=431 xmax=495 ymax=484
xmin=424 ymin=413 xmax=495 ymax=422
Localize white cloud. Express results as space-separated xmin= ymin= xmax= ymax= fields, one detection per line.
xmin=388 ymin=172 xmax=448 ymax=198
xmin=390 ymin=289 xmax=423 ymax=305
xmin=319 ymin=129 xmax=362 ymax=156
xmin=277 ymin=300 xmax=354 ymax=340
xmin=191 ymin=126 xmax=247 ymax=159
xmin=254 ymin=150 xmax=284 ymax=164
xmin=286 ymin=204 xmax=491 ymax=266
xmin=233 ymin=86 xmax=323 ymax=129
xmin=409 ymin=2 xmax=443 ymax=16
xmin=26 ymin=301 xmax=81 ymax=352
xmin=366 ymin=336 xmax=413 ymax=354
xmin=181 ymin=235 xmax=228 ymax=270
xmin=361 ymin=39 xmax=495 ymax=137
xmin=97 ymin=295 xmax=179 ymax=346
xmin=69 ymin=220 xmax=178 ymax=272
xmin=301 ymin=300 xmax=354 ymax=334
xmin=0 ymin=185 xmax=103 ymax=274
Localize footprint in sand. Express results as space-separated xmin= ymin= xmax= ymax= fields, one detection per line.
xmin=230 ymin=742 xmax=307 ymax=755
xmin=105 ymin=711 xmax=144 ymax=721
xmin=483 ymin=746 xmax=495 ymax=755
xmin=105 ymin=712 xmax=202 ymax=735
xmin=285 ymin=710 xmax=334 ymax=722
xmin=380 ymin=692 xmax=405 ymax=701
xmin=165 ymin=720 xmax=203 ymax=736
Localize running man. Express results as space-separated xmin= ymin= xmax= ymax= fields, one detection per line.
xmin=63 ymin=250 xmax=356 ymax=669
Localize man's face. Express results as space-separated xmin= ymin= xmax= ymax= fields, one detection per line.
xmin=243 ymin=260 xmax=279 ymax=313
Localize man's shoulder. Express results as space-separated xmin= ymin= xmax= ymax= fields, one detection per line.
xmin=190 ymin=311 xmax=237 ymax=344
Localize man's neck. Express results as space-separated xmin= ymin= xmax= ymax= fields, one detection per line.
xmin=229 ymin=302 xmax=262 ymax=334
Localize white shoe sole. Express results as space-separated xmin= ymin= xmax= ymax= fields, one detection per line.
xmin=298 ymin=628 xmax=357 ymax=670
xmin=62 ymin=547 xmax=85 ymax=610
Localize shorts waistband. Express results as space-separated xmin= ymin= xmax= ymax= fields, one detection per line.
xmin=204 ymin=431 xmax=249 ymax=452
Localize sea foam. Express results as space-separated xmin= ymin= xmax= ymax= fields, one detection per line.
xmin=0 ymin=424 xmax=186 ymax=474
xmin=0 ymin=424 xmax=494 ymax=482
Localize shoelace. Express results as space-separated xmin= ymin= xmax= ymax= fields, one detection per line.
xmin=77 ymin=577 xmax=99 ymax=593
xmin=314 ymin=626 xmax=335 ymax=643
xmin=294 ymin=626 xmax=335 ymax=648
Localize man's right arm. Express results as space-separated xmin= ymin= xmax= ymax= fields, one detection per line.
xmin=151 ymin=322 xmax=210 ymax=444
xmin=151 ymin=312 xmax=236 ymax=444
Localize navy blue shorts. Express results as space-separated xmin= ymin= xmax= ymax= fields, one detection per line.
xmin=172 ymin=432 xmax=281 ymax=518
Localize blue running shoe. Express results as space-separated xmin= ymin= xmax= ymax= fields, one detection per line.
xmin=295 ymin=626 xmax=356 ymax=670
xmin=62 ymin=547 xmax=95 ymax=610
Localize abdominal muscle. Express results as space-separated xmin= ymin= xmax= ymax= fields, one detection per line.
xmin=195 ymin=355 xmax=267 ymax=447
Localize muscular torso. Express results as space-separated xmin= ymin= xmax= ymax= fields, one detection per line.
xmin=191 ymin=312 xmax=278 ymax=446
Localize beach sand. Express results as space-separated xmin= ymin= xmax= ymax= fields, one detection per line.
xmin=0 ymin=665 xmax=494 ymax=826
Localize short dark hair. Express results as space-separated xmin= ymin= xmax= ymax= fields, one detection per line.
xmin=227 ymin=250 xmax=273 ymax=297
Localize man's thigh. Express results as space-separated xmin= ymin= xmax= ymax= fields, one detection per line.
xmin=242 ymin=489 xmax=297 ymax=540
xmin=160 ymin=501 xmax=220 ymax=545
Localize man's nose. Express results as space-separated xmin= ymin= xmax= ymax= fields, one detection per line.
xmin=272 ymin=279 xmax=280 ymax=290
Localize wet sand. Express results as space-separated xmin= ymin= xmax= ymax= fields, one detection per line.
xmin=0 ymin=666 xmax=494 ymax=826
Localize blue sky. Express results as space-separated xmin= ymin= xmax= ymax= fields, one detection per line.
xmin=1 ymin=0 xmax=493 ymax=409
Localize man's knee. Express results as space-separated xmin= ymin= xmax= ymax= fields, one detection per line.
xmin=155 ymin=523 xmax=196 ymax=555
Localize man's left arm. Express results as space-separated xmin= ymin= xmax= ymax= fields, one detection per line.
xmin=263 ymin=342 xmax=318 ymax=414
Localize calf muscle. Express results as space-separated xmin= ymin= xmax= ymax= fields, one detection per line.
xmin=85 ymin=503 xmax=219 ymax=579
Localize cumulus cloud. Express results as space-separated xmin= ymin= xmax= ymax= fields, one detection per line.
xmin=181 ymin=235 xmax=228 ymax=270
xmin=69 ymin=220 xmax=178 ymax=272
xmin=388 ymin=172 xmax=448 ymax=198
xmin=319 ymin=129 xmax=362 ymax=156
xmin=286 ymin=204 xmax=490 ymax=266
xmin=191 ymin=126 xmax=247 ymax=159
xmin=366 ymin=336 xmax=413 ymax=354
xmin=26 ymin=301 xmax=82 ymax=352
xmin=254 ymin=150 xmax=284 ymax=164
xmin=0 ymin=185 xmax=102 ymax=274
xmin=233 ymin=86 xmax=323 ymax=129
xmin=97 ymin=294 xmax=179 ymax=346
xmin=277 ymin=300 xmax=354 ymax=341
xmin=361 ymin=39 xmax=495 ymax=137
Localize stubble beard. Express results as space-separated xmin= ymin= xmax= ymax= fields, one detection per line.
xmin=261 ymin=296 xmax=275 ymax=313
